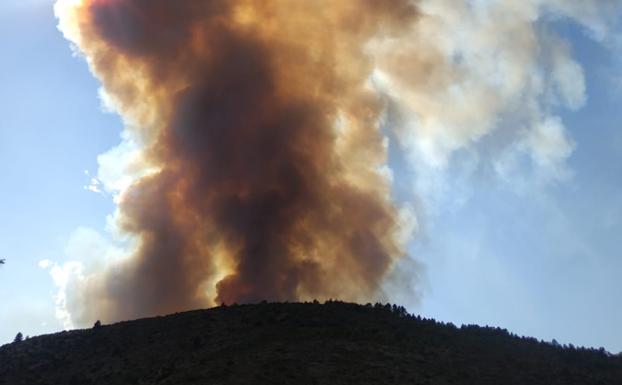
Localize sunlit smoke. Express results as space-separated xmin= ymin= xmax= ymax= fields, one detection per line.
xmin=52 ymin=0 xmax=620 ymax=327
xmin=54 ymin=0 xmax=420 ymax=325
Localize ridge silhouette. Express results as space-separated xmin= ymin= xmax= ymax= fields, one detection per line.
xmin=1 ymin=301 xmax=620 ymax=384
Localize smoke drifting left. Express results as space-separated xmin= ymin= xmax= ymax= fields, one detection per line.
xmin=55 ymin=0 xmax=419 ymax=325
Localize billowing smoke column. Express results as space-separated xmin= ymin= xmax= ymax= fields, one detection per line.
xmin=54 ymin=0 xmax=619 ymax=327
xmin=55 ymin=0 xmax=418 ymax=323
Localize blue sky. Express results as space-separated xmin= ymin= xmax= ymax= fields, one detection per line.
xmin=0 ymin=1 xmax=119 ymax=341
xmin=1 ymin=0 xmax=621 ymax=353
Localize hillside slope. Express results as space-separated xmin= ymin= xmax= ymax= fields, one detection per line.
xmin=1 ymin=302 xmax=621 ymax=384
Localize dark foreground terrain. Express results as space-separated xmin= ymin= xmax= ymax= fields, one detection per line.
xmin=1 ymin=301 xmax=621 ymax=385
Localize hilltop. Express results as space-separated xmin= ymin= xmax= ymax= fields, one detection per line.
xmin=1 ymin=301 xmax=621 ymax=384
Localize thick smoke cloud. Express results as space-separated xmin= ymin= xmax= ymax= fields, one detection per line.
xmin=53 ymin=0 xmax=621 ymax=327
xmin=55 ymin=0 xmax=419 ymax=324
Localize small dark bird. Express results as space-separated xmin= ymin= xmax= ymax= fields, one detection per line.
xmin=0 ymin=259 xmax=5 ymax=264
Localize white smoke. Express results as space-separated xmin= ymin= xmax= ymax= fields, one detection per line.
xmin=372 ymin=0 xmax=617 ymax=189
xmin=370 ymin=0 xmax=619 ymax=308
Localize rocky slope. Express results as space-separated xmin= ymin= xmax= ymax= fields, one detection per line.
xmin=1 ymin=301 xmax=621 ymax=384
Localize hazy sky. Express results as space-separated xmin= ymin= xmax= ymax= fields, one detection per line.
xmin=1 ymin=0 xmax=621 ymax=352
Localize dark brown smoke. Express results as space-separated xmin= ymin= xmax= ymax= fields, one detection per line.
xmin=57 ymin=0 xmax=419 ymax=325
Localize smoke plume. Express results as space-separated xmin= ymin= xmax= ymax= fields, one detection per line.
xmin=55 ymin=0 xmax=419 ymax=324
xmin=53 ymin=0 xmax=620 ymax=327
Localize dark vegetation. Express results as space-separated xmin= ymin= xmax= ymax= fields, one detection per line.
xmin=1 ymin=301 xmax=621 ymax=385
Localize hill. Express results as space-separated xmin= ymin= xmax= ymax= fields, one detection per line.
xmin=1 ymin=301 xmax=621 ymax=384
